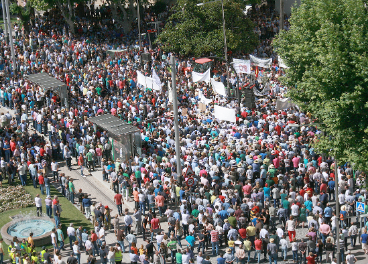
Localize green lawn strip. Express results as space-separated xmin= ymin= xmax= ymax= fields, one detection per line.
xmin=0 ymin=18 xmax=19 ymax=27
xmin=0 ymin=175 xmax=93 ymax=260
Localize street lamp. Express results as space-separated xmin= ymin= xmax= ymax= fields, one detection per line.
xmin=137 ymin=0 xmax=142 ymax=50
xmin=197 ymin=0 xmax=230 ymax=96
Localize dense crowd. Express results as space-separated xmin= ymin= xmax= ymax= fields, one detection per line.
xmin=0 ymin=1 xmax=368 ymax=264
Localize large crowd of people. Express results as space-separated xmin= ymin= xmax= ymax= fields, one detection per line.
xmin=1 ymin=1 xmax=368 ymax=264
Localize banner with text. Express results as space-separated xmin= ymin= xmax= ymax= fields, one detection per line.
xmin=250 ymin=55 xmax=272 ymax=68
xmin=232 ymin=59 xmax=251 ymax=74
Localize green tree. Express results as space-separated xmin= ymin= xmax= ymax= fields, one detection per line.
xmin=156 ymin=0 xmax=259 ymax=57
xmin=10 ymin=0 xmax=49 ymax=33
xmin=274 ymin=0 xmax=368 ymax=169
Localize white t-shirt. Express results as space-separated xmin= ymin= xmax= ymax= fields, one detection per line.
xmin=291 ymin=204 xmax=299 ymax=216
xmin=51 ymin=232 xmax=57 ymax=245
xmin=286 ymin=220 xmax=295 ymax=231
xmin=35 ymin=197 xmax=42 ymax=207
xmin=51 ymin=162 xmax=58 ymax=172
xmin=156 ymin=234 xmax=164 ymax=244
xmin=67 ymin=227 xmax=75 ymax=236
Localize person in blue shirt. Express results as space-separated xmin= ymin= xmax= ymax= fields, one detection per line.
xmin=217 ymin=254 xmax=226 ymax=264
xmin=304 ymin=199 xmax=313 ymax=212
xmin=324 ymin=204 xmax=333 ymax=222
xmin=328 ymin=178 xmax=335 ymax=201
xmin=185 ymin=233 xmax=195 ymax=249
xmin=218 ymin=207 xmax=229 ymax=221
xmin=361 ymin=229 xmax=368 ymax=254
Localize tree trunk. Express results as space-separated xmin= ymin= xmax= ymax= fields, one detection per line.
xmin=119 ymin=2 xmax=132 ymax=32
xmin=56 ymin=0 xmax=75 ymax=34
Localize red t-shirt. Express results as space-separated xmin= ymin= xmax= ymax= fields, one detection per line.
xmin=238 ymin=228 xmax=247 ymax=239
xmin=91 ymin=233 xmax=97 ymax=242
xmin=114 ymin=193 xmax=123 ymax=205
xmin=38 ymin=175 xmax=45 ymax=185
xmin=254 ymin=239 xmax=262 ymax=250
xmin=151 ymin=218 xmax=160 ymax=230
xmin=306 ymin=255 xmax=316 ymax=264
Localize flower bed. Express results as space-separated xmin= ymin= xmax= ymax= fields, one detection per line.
xmin=0 ymin=186 xmax=33 ymax=212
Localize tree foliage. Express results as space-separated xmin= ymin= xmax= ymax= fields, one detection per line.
xmin=156 ymin=0 xmax=259 ymax=57
xmin=274 ymin=0 xmax=368 ymax=170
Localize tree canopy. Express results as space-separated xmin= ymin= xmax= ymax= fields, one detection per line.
xmin=274 ymin=0 xmax=368 ymax=169
xmin=156 ymin=0 xmax=259 ymax=57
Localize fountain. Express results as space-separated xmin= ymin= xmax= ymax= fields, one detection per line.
xmin=1 ymin=213 xmax=55 ymax=247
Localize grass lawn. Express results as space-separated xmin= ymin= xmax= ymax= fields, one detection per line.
xmin=0 ymin=17 xmax=19 ymax=28
xmin=0 ymin=176 xmax=93 ymax=260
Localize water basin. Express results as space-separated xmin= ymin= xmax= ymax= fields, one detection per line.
xmin=7 ymin=219 xmax=55 ymax=238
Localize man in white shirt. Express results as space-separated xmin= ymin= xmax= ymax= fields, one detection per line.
xmin=279 ymin=234 xmax=289 ymax=261
xmin=291 ymin=203 xmax=299 ymax=217
xmin=156 ymin=231 xmax=164 ymax=248
xmin=182 ymin=212 xmax=190 ymax=237
xmin=99 ymin=226 xmax=105 ymax=244
xmin=286 ymin=216 xmax=296 ymax=242
xmin=259 ymin=226 xmax=269 ymax=239
xmin=67 ymin=223 xmax=76 ymax=250
xmin=51 ymin=228 xmax=57 ymax=249
xmin=35 ymin=194 xmax=42 ymax=216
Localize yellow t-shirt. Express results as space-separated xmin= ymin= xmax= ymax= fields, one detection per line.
xmin=228 ymin=241 xmax=235 ymax=248
xmin=246 ymin=226 xmax=256 ymax=237
xmin=244 ymin=240 xmax=252 ymax=251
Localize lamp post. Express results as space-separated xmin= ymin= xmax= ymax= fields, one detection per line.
xmin=170 ymin=56 xmax=182 ymax=185
xmin=334 ymin=157 xmax=341 ymax=264
xmin=197 ymin=0 xmax=230 ymax=96
xmin=137 ymin=0 xmax=141 ymax=50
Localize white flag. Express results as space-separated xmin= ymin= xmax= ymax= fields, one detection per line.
xmin=198 ymin=91 xmax=212 ymax=105
xmin=210 ymin=78 xmax=227 ymax=97
xmin=152 ymin=68 xmax=162 ymax=90
xmin=137 ymin=71 xmax=146 ymax=88
xmin=232 ymin=59 xmax=251 ymax=74
xmin=278 ymin=56 xmax=289 ymax=69
xmin=192 ymin=68 xmax=211 ymax=83
xmin=214 ymin=105 xmax=236 ymax=123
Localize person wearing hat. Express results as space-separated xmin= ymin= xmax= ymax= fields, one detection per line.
xmin=223 ymin=248 xmax=235 ymax=263
xmin=267 ymin=238 xmax=278 ymax=264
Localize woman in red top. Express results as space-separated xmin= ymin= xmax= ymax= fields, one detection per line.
xmin=78 ymin=153 xmax=84 ymax=177
xmin=130 ymin=242 xmax=138 ymax=254
xmin=306 ymin=252 xmax=317 ymax=264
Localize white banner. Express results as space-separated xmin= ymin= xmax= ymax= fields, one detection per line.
xmin=137 ymin=71 xmax=161 ymax=91
xmin=214 ymin=105 xmax=236 ymax=123
xmin=210 ymin=78 xmax=227 ymax=97
xmin=250 ymin=55 xmax=272 ymax=68
xmin=152 ymin=69 xmax=162 ymax=90
xmin=192 ymin=68 xmax=211 ymax=83
xmin=278 ymin=56 xmax=289 ymax=69
xmin=198 ymin=91 xmax=212 ymax=105
xmin=232 ymin=59 xmax=251 ymax=74
xmin=137 ymin=71 xmax=146 ymax=87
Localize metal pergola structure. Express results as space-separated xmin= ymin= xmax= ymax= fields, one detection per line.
xmin=88 ymin=114 xmax=142 ymax=161
xmin=26 ymin=73 xmax=69 ymax=107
